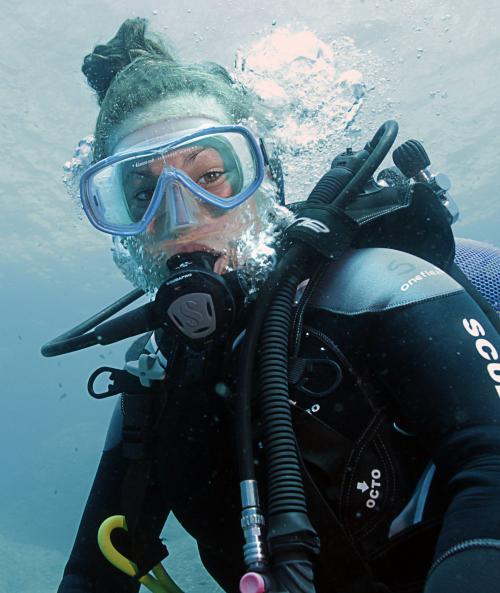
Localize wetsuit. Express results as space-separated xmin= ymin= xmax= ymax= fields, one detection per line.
xmin=57 ymin=247 xmax=500 ymax=593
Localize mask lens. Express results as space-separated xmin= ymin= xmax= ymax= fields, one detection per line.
xmin=86 ymin=151 xmax=163 ymax=228
xmin=161 ymin=131 xmax=255 ymax=198
xmin=83 ymin=128 xmax=261 ymax=234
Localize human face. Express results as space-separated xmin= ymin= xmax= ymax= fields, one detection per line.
xmin=100 ymin=119 xmax=266 ymax=274
xmin=129 ymin=144 xmax=260 ymax=273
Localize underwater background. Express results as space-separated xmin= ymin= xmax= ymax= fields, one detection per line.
xmin=1 ymin=0 xmax=499 ymax=591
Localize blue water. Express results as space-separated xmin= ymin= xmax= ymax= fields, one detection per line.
xmin=1 ymin=1 xmax=499 ymax=591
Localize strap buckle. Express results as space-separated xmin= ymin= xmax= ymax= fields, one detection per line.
xmin=87 ymin=352 xmax=167 ymax=398
xmin=87 ymin=366 xmax=152 ymax=399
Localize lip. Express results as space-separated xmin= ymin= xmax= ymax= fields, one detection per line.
xmin=171 ymin=242 xmax=219 ymax=255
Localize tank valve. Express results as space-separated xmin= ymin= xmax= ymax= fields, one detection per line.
xmin=393 ymin=139 xmax=459 ymax=224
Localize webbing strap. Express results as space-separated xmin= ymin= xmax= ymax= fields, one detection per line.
xmin=120 ymin=457 xmax=168 ymax=578
xmin=120 ymin=389 xmax=171 ymax=577
xmin=301 ymin=461 xmax=387 ymax=593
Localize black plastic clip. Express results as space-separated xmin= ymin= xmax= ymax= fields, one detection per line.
xmin=289 ymin=358 xmax=343 ymax=398
xmin=87 ymin=366 xmax=148 ymax=399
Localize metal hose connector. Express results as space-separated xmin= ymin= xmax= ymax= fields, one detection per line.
xmin=240 ymin=480 xmax=268 ymax=570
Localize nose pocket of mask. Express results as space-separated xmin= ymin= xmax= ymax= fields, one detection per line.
xmin=167 ymin=182 xmax=198 ymax=229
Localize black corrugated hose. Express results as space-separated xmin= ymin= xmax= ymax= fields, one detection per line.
xmin=236 ymin=122 xmax=399 ymax=593
xmin=260 ymin=268 xmax=309 ymax=518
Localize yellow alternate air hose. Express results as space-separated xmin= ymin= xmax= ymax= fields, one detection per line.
xmin=98 ymin=515 xmax=185 ymax=593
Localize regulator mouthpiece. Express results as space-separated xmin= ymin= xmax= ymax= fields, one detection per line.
xmin=157 ymin=252 xmax=238 ymax=347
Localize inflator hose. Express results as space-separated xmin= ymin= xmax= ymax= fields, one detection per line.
xmin=255 ymin=122 xmax=400 ymax=522
xmin=236 ymin=246 xmax=303 ymax=481
xmin=259 ymin=267 xmax=310 ymax=518
xmin=236 ymin=122 xmax=400 ymax=588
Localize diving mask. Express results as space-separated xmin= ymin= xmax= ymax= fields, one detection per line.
xmin=80 ymin=125 xmax=266 ymax=238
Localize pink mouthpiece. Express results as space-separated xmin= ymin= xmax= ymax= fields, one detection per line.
xmin=239 ymin=572 xmax=266 ymax=593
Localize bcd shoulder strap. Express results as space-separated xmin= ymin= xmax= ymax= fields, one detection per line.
xmin=296 ymin=409 xmax=388 ymax=593
xmin=118 ymin=333 xmax=173 ymax=577
xmin=120 ymin=388 xmax=170 ymax=577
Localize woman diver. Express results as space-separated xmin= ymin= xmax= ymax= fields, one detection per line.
xmin=55 ymin=17 xmax=500 ymax=593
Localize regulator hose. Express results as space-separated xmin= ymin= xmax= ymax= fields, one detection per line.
xmin=335 ymin=120 xmax=399 ymax=209
xmin=41 ymin=288 xmax=145 ymax=357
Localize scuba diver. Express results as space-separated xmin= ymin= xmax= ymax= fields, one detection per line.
xmin=51 ymin=18 xmax=500 ymax=593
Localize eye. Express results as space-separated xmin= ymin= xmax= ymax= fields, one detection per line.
xmin=133 ymin=189 xmax=154 ymax=202
xmin=197 ymin=169 xmax=226 ymax=186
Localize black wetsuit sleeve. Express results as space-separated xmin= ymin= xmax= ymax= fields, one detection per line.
xmin=368 ymin=291 xmax=500 ymax=591
xmin=57 ymin=401 xmax=170 ymax=593
xmin=57 ymin=445 xmax=139 ymax=593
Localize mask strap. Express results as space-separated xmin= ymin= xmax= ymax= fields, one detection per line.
xmin=260 ymin=138 xmax=286 ymax=205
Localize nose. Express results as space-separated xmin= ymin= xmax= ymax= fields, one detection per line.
xmin=145 ymin=181 xmax=198 ymax=240
xmin=147 ymin=211 xmax=198 ymax=241
xmin=169 ymin=183 xmax=196 ymax=227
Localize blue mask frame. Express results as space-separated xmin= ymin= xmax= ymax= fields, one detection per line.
xmin=80 ymin=125 xmax=266 ymax=236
